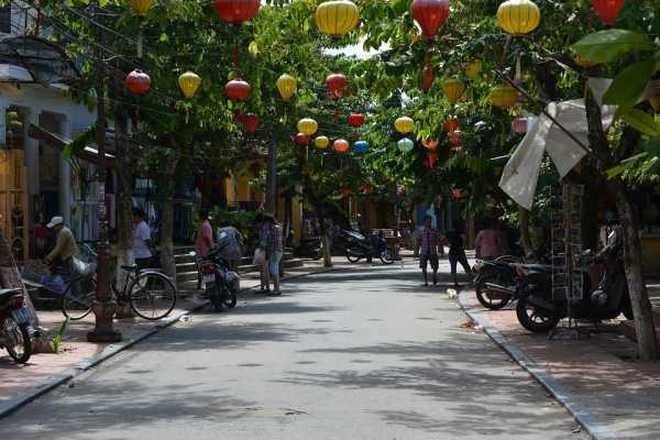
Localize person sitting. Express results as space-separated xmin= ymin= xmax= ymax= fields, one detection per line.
xmin=44 ymin=216 xmax=79 ymax=275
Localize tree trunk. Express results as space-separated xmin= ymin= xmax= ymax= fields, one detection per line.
xmin=159 ymin=187 xmax=176 ymax=278
xmin=114 ymin=109 xmax=133 ymax=286
xmin=265 ymin=135 xmax=277 ymax=214
xmin=584 ymin=87 xmax=658 ymax=359
xmin=611 ymin=181 xmax=658 ymax=360
xmin=519 ymin=207 xmax=533 ymax=256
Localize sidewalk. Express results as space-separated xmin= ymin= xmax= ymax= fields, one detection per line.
xmin=0 ymin=257 xmax=345 ymax=418
xmin=459 ymin=290 xmax=660 ymax=440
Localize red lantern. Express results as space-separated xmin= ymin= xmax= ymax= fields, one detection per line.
xmin=125 ymin=69 xmax=151 ymax=96
xmin=243 ymin=113 xmax=260 ymax=134
xmin=592 ymin=0 xmax=625 ymax=25
xmin=334 ymin=138 xmax=350 ymax=153
xmin=444 ymin=118 xmax=459 ymax=132
xmin=214 ymin=0 xmax=260 ymax=25
xmin=511 ymin=117 xmax=528 ymax=134
xmin=424 ymin=152 xmax=439 ymax=169
xmin=294 ymin=133 xmax=310 ymax=146
xmin=225 ymin=78 xmax=251 ymax=101
xmin=421 ymin=61 xmax=434 ymax=92
xmin=422 ymin=138 xmax=438 ymax=151
xmin=452 ymin=188 xmax=465 ymax=199
xmin=449 ymin=131 xmax=462 ymax=150
xmin=411 ymin=0 xmax=450 ymax=39
xmin=348 ymin=112 xmax=366 ymax=127
xmin=326 ymin=73 xmax=348 ymax=99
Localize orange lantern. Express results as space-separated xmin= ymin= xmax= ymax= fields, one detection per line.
xmin=334 ymin=138 xmax=350 ymax=153
xmin=443 ymin=118 xmax=460 ymax=132
xmin=422 ymin=138 xmax=439 ymax=150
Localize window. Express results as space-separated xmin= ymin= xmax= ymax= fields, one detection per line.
xmin=0 ymin=5 xmax=11 ymax=34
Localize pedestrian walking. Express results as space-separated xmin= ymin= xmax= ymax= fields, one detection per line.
xmin=475 ymin=220 xmax=504 ymax=260
xmin=195 ymin=210 xmax=214 ymax=259
xmin=257 ymin=213 xmax=283 ymax=295
xmin=416 ymin=216 xmax=441 ymax=287
xmin=132 ymin=207 xmax=154 ymax=270
xmin=445 ymin=221 xmax=472 ymax=288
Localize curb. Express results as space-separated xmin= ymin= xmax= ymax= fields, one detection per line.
xmin=457 ymin=291 xmax=617 ymax=440
xmin=0 ymin=265 xmax=335 ymax=420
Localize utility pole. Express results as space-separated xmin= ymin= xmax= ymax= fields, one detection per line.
xmin=87 ymin=4 xmax=121 ymax=343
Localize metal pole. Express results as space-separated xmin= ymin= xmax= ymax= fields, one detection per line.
xmin=87 ymin=4 xmax=121 ymax=343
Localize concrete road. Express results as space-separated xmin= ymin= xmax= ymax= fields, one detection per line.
xmin=1 ymin=262 xmax=586 ymax=439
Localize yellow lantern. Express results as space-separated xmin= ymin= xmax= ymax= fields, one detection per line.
xmin=465 ymin=60 xmax=482 ymax=79
xmin=488 ymin=85 xmax=519 ymax=109
xmin=496 ymin=0 xmax=541 ymax=37
xmin=315 ymin=1 xmax=359 ymax=37
xmin=277 ymin=74 xmax=297 ymax=101
xmin=394 ymin=116 xmax=415 ymax=134
xmin=178 ymin=71 xmax=201 ymax=99
xmin=297 ymin=118 xmax=319 ymax=136
xmin=442 ymin=78 xmax=465 ymax=104
xmin=127 ymin=0 xmax=154 ymax=16
xmin=314 ymin=136 xmax=330 ymax=149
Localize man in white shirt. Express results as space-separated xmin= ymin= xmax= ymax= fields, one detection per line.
xmin=132 ymin=208 xmax=153 ymax=269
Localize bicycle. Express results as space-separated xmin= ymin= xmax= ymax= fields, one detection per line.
xmin=61 ymin=244 xmax=177 ymax=321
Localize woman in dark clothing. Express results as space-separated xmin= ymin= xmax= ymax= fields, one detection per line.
xmin=444 ymin=221 xmax=472 ymax=287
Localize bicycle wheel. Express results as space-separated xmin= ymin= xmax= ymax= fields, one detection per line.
xmin=62 ymin=276 xmax=96 ymax=321
xmin=128 ymin=272 xmax=177 ymax=320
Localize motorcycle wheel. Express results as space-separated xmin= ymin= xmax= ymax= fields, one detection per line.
xmin=346 ymin=250 xmax=361 ymax=263
xmin=2 ymin=316 xmax=31 ymax=364
xmin=516 ymin=296 xmax=560 ymax=333
xmin=379 ymin=249 xmax=394 ymax=265
xmin=207 ymin=283 xmax=225 ymax=313
xmin=475 ymin=273 xmax=511 ymax=310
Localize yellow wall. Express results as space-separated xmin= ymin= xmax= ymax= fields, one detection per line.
xmin=642 ymin=234 xmax=660 ymax=275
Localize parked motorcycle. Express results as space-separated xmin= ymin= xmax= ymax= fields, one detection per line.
xmin=0 ymin=288 xmax=32 ymax=364
xmin=295 ymin=237 xmax=323 ymax=261
xmin=340 ymin=229 xmax=394 ymax=265
xmin=515 ymin=228 xmax=633 ymax=333
xmin=192 ymin=238 xmax=239 ymax=312
xmin=472 ymin=256 xmax=520 ymax=310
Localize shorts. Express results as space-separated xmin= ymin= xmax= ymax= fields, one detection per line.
xmin=420 ymin=254 xmax=439 ymax=270
xmin=269 ymin=250 xmax=283 ymax=277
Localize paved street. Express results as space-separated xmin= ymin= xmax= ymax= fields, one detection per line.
xmin=1 ymin=262 xmax=585 ymax=439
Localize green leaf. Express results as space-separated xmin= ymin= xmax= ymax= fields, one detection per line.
xmin=646 ymin=137 xmax=660 ymax=158
xmin=619 ymin=108 xmax=660 ymax=136
xmin=571 ymin=29 xmax=655 ymax=64
xmin=603 ymin=59 xmax=657 ymax=106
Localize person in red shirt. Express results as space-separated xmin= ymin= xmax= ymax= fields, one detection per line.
xmin=195 ymin=210 xmax=214 ymax=258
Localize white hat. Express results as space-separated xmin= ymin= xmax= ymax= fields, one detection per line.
xmin=46 ymin=216 xmax=64 ymax=228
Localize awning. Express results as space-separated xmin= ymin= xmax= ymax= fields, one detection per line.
xmin=0 ymin=36 xmax=79 ymax=85
xmin=28 ymin=124 xmax=115 ymax=168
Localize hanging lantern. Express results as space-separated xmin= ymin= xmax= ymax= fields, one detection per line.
xmin=394 ymin=117 xmax=415 ymax=134
xmin=465 ymin=60 xmax=482 ymax=79
xmin=511 ymin=117 xmax=528 ymax=134
xmin=411 ymin=0 xmax=450 ymax=40
xmin=127 ymin=0 xmax=154 ymax=16
xmin=353 ymin=140 xmax=369 ymax=153
xmin=334 ymin=138 xmax=350 ymax=153
xmin=452 ymin=188 xmax=465 ymax=199
xmin=496 ymin=0 xmax=541 ymax=36
xmin=214 ymin=0 xmax=260 ymax=25
xmin=326 ymin=73 xmax=348 ymax=99
xmin=488 ymin=85 xmax=519 ymax=109
xmin=422 ymin=138 xmax=438 ymax=151
xmin=243 ymin=113 xmax=260 ymax=134
xmin=424 ymin=152 xmax=439 ymax=169
xmin=398 ymin=137 xmax=415 ymax=153
xmin=225 ymin=78 xmax=251 ymax=101
xmin=422 ymin=59 xmax=434 ymax=92
xmin=442 ymin=78 xmax=465 ymax=104
xmin=443 ymin=118 xmax=460 ymax=132
xmin=276 ymin=74 xmax=297 ymax=101
xmin=592 ymin=0 xmax=625 ymax=26
xmin=449 ymin=131 xmax=462 ymax=150
xmin=294 ymin=133 xmax=311 ymax=146
xmin=315 ymin=1 xmax=360 ymax=37
xmin=178 ymin=71 xmax=202 ymax=99
xmin=348 ymin=112 xmax=366 ymax=128
xmin=297 ymin=118 xmax=319 ymax=136
xmin=125 ymin=69 xmax=151 ymax=96
xmin=314 ymin=136 xmax=330 ymax=149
